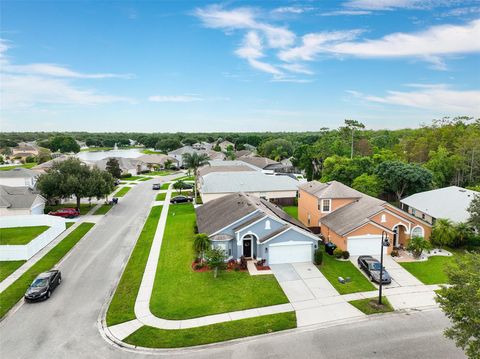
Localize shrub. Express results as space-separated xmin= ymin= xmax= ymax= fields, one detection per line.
xmin=239 ymin=256 xmax=247 ymax=270
xmin=120 ymin=173 xmax=132 ymax=178
xmin=256 ymin=259 xmax=266 ymax=267
xmin=342 ymin=250 xmax=350 ymax=260
xmin=314 ymin=248 xmax=323 ymax=265
xmin=391 ymin=249 xmax=399 ymax=257
xmin=407 ymin=236 xmax=431 ymax=259
xmin=333 ymin=248 xmax=344 ymax=259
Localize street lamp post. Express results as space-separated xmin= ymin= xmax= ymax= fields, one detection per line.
xmin=378 ymin=230 xmax=390 ymax=305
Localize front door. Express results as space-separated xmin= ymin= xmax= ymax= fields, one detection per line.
xmin=243 ymin=239 xmax=252 ymax=257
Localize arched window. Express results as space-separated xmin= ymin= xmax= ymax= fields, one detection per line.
xmin=411 ymin=226 xmax=424 ymax=238
xmin=265 ymin=220 xmax=271 ymax=230
xmin=381 ymin=214 xmax=386 ymax=223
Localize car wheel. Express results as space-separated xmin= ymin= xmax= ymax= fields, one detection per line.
xmin=58 ymin=277 xmax=62 ymax=284
xmin=46 ymin=290 xmax=51 ymax=299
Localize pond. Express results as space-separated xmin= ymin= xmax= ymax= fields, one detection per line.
xmin=76 ymin=148 xmax=143 ymax=162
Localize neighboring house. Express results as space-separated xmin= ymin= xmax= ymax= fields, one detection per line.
xmin=196 ymin=193 xmax=319 ymax=265
xmin=401 ymin=186 xmax=479 ymax=224
xmin=12 ymin=145 xmax=39 ymax=157
xmin=206 ymin=150 xmax=225 ymax=161
xmin=93 ymin=157 xmax=148 ymax=175
xmin=234 ymin=150 xmax=253 ymax=158
xmin=198 ymin=171 xmax=299 ymax=205
xmin=198 ymin=164 xmax=255 ymax=177
xmin=298 ymin=181 xmax=431 ymax=255
xmin=217 ymin=140 xmax=235 ymax=152
xmin=137 ymin=154 xmax=178 ymax=169
xmin=31 ymin=155 xmax=72 ymax=174
xmin=0 ymin=168 xmax=38 ymax=188
xmin=192 ymin=142 xmax=212 ymax=151
xmin=167 ymin=146 xmax=196 ymax=167
xmin=238 ymin=156 xmax=283 ymax=172
xmin=0 ymin=185 xmax=46 ymax=216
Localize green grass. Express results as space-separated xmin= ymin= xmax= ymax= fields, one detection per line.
xmin=160 ymin=183 xmax=171 ymax=190
xmin=0 ymin=226 xmax=50 ymax=245
xmin=155 ymin=192 xmax=166 ymax=201
xmin=0 ymin=163 xmax=38 ymax=171
xmin=45 ymin=203 xmax=93 ymax=215
xmin=145 ymin=170 xmax=175 ymax=176
xmin=0 ymin=223 xmax=94 ymax=319
xmin=318 ymin=251 xmax=375 ymax=294
xmin=150 ymin=204 xmax=288 ymax=320
xmin=175 ymin=175 xmax=195 ymax=181
xmin=66 ymin=222 xmax=75 ymax=229
xmin=115 ymin=187 xmax=132 ymax=197
xmin=121 ymin=176 xmax=147 ymax=181
xmin=93 ymin=204 xmax=113 ymax=215
xmin=0 ymin=261 xmax=26 ymax=282
xmin=106 ymin=206 xmax=162 ymax=326
xmin=282 ymin=206 xmax=298 ymax=219
xmin=349 ymin=297 xmax=394 ymax=315
xmin=80 ymin=147 xmax=113 ymax=152
xmin=138 ymin=177 xmax=151 ymax=181
xmin=124 ymin=312 xmax=296 ymax=348
xmin=141 ymin=149 xmax=165 ymax=155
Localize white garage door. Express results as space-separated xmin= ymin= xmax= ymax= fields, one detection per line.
xmin=347 ymin=235 xmax=387 ymax=256
xmin=269 ymin=243 xmax=312 ymax=264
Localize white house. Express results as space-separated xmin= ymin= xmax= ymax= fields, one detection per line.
xmin=0 ymin=185 xmax=47 ymax=216
xmin=0 ymin=168 xmax=38 ymax=188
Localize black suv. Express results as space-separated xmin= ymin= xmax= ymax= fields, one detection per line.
xmin=357 ymin=256 xmax=391 ymax=284
xmin=25 ymin=270 xmax=62 ymax=302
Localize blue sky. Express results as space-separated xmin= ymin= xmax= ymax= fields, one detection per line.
xmin=1 ymin=0 xmax=479 ymax=132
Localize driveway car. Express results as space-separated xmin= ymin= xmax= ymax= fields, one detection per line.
xmin=170 ymin=195 xmax=193 ymax=204
xmin=152 ymin=183 xmax=161 ymax=190
xmin=48 ymin=208 xmax=80 ymax=218
xmin=24 ymin=270 xmax=62 ymax=302
xmin=357 ymin=256 xmax=392 ymax=284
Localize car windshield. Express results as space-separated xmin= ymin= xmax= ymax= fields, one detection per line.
xmin=370 ymin=262 xmax=382 ymax=271
xmin=31 ymin=278 xmax=49 ymax=287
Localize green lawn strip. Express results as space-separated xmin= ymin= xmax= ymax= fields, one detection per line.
xmin=66 ymin=222 xmax=75 ymax=229
xmin=155 ymin=193 xmax=166 ymax=201
xmin=0 ymin=163 xmax=38 ymax=171
xmin=141 ymin=149 xmax=165 ymax=155
xmin=115 ymin=187 xmax=132 ymax=197
xmin=150 ymin=204 xmax=288 ymax=320
xmin=145 ymin=170 xmax=175 ymax=176
xmin=0 ymin=223 xmax=94 ymax=319
xmin=121 ymin=176 xmax=146 ymax=181
xmin=349 ymin=296 xmax=394 ymax=315
xmin=93 ymin=204 xmax=113 ymax=215
xmin=106 ymin=206 xmax=163 ymax=326
xmin=124 ymin=312 xmax=296 ymax=348
xmin=175 ymin=175 xmax=195 ymax=181
xmin=0 ymin=226 xmax=50 ymax=245
xmin=80 ymin=147 xmax=113 ymax=152
xmin=138 ymin=177 xmax=151 ymax=181
xmin=160 ymin=183 xmax=171 ymax=190
xmin=319 ymin=252 xmax=375 ymax=294
xmin=282 ymin=206 xmax=298 ymax=219
xmin=44 ymin=203 xmax=93 ymax=215
xmin=0 ymin=261 xmax=26 ymax=283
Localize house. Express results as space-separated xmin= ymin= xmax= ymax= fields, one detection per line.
xmin=234 ymin=150 xmax=253 ymax=158
xmin=198 ymin=163 xmax=255 ymax=177
xmin=31 ymin=155 xmax=72 ymax=174
xmin=0 ymin=185 xmax=46 ymax=215
xmin=192 ymin=142 xmax=212 ymax=151
xmin=0 ymin=168 xmax=38 ymax=188
xmin=196 ymin=193 xmax=319 ymax=265
xmin=206 ymin=150 xmax=225 ymax=161
xmin=167 ymin=146 xmax=196 ymax=167
xmin=217 ymin=140 xmax=234 ymax=152
xmin=298 ymin=181 xmax=431 ymax=255
xmin=238 ymin=156 xmax=284 ymax=172
xmin=137 ymin=154 xmax=179 ymax=169
xmin=401 ymin=186 xmax=478 ymax=224
xmin=93 ymin=157 xmax=148 ymax=175
xmin=12 ymin=145 xmax=39 ymax=157
xmin=198 ymin=171 xmax=299 ymax=205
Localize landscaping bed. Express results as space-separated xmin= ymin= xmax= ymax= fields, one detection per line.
xmin=149 ymin=204 xmax=288 ymax=320
xmin=115 ymin=187 xmax=132 ymax=197
xmin=0 ymin=222 xmax=94 ymax=319
xmin=349 ymin=296 xmax=394 ymax=315
xmin=0 ymin=226 xmax=50 ymax=245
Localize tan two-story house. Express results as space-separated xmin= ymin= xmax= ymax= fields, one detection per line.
xmin=298 ymin=181 xmax=431 ymax=256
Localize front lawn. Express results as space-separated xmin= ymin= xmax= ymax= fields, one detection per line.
xmin=122 ymin=176 xmax=146 ymax=181
xmin=146 ymin=170 xmax=175 ymax=176
xmin=150 ymin=204 xmax=288 ymax=320
xmin=160 ymin=183 xmax=171 ymax=190
xmin=141 ymin=149 xmax=164 ymax=155
xmin=93 ymin=204 xmax=113 ymax=215
xmin=0 ymin=163 xmax=38 ymax=171
xmin=282 ymin=206 xmax=298 ymax=219
xmin=175 ymin=175 xmax=195 ymax=181
xmin=0 ymin=261 xmax=25 ymax=282
xmin=155 ymin=192 xmax=166 ymax=201
xmin=0 ymin=222 xmax=94 ymax=319
xmin=45 ymin=203 xmax=93 ymax=215
xmin=349 ymin=296 xmax=394 ymax=315
xmin=0 ymin=226 xmax=50 ymax=245
xmin=115 ymin=187 xmax=132 ymax=197
xmin=124 ymin=312 xmax=296 ymax=348
xmin=106 ymin=206 xmax=163 ymax=326
xmin=318 ymin=250 xmax=375 ymax=294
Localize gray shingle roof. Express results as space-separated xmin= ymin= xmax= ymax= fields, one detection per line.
xmin=0 ymin=185 xmax=45 ymax=209
xmin=93 ymin=157 xmax=144 ymax=171
xmin=198 ymin=164 xmax=255 ymax=177
xmin=299 ymin=180 xmax=363 ymax=199
xmin=137 ymin=154 xmax=177 ymax=165
xmin=0 ymin=168 xmax=37 ymax=178
xmin=238 ymin=156 xmax=279 ymax=170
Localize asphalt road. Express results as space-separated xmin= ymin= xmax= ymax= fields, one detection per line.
xmin=0 ymin=177 xmax=466 ymax=359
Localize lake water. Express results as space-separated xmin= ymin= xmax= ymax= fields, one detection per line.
xmin=76 ymin=148 xmax=143 ymax=162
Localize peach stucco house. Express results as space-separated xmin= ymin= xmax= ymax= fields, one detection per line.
xmin=298 ymin=181 xmax=431 ymax=256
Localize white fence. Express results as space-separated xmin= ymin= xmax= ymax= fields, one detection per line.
xmin=0 ymin=215 xmax=66 ymax=261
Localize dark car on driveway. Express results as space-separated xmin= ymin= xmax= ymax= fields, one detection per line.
xmin=170 ymin=195 xmax=193 ymax=204
xmin=152 ymin=183 xmax=161 ymax=190
xmin=25 ymin=270 xmax=62 ymax=302
xmin=357 ymin=256 xmax=391 ymax=284
xmin=48 ymin=208 xmax=80 ymax=218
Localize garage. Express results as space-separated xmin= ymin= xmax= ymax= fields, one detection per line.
xmin=268 ymin=242 xmax=313 ymax=264
xmin=347 ymin=235 xmax=387 ymax=256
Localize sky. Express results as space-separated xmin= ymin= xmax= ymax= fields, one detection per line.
xmin=1 ymin=0 xmax=479 ymax=132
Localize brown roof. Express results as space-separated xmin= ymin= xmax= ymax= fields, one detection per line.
xmin=299 ymin=180 xmax=363 ymax=199
xmin=198 ymin=164 xmax=255 ymax=177
xmin=238 ymin=156 xmax=279 ymax=169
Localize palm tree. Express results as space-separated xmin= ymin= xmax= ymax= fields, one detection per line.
xmin=432 ymin=218 xmax=457 ymax=248
xmin=454 ymin=222 xmax=472 ymax=247
xmin=182 ymin=152 xmax=210 ymax=203
xmin=193 ymin=233 xmax=210 ymax=261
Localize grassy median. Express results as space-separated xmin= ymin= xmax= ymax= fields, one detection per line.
xmin=93 ymin=204 xmax=113 ymax=215
xmin=115 ymin=187 xmax=132 ymax=197
xmin=0 ymin=223 xmax=94 ymax=319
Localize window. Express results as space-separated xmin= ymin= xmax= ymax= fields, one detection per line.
xmin=307 ymin=213 xmax=311 ymax=226
xmin=321 ymin=199 xmax=331 ymax=213
xmin=381 ymin=214 xmax=386 ymax=223
xmin=422 ymin=213 xmax=426 ymax=220
xmin=411 ymin=226 xmax=424 ymax=238
xmin=412 ymin=209 xmax=416 ymax=216
xmin=265 ymin=220 xmax=271 ymax=230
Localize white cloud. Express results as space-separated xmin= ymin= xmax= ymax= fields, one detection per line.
xmin=148 ymin=95 xmax=204 ymax=102
xmin=271 ymin=6 xmax=311 ymax=14
xmin=348 ymin=84 xmax=480 ymax=114
xmin=344 ymin=0 xmax=425 ymax=11
xmin=3 ymin=63 xmax=133 ymax=79
xmin=235 ymin=31 xmax=283 ymax=75
xmin=320 ymin=10 xmax=372 ymax=16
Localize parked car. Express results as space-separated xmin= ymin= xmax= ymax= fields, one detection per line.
xmin=176 ymin=182 xmax=193 ymax=189
xmin=114 ymin=179 xmax=121 ymax=186
xmin=24 ymin=270 xmax=62 ymax=302
xmin=48 ymin=208 xmax=80 ymax=218
xmin=170 ymin=195 xmax=193 ymax=204
xmin=357 ymin=256 xmax=392 ymax=284
xmin=152 ymin=183 xmax=161 ymax=190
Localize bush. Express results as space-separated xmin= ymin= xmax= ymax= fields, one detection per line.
xmin=342 ymin=250 xmax=350 ymax=260
xmin=407 ymin=236 xmax=431 ymax=259
xmin=391 ymin=249 xmax=399 ymax=257
xmin=239 ymin=256 xmax=247 ymax=270
xmin=333 ymin=248 xmax=344 ymax=259
xmin=314 ymin=248 xmax=323 ymax=265
xmin=120 ymin=173 xmax=132 ymax=178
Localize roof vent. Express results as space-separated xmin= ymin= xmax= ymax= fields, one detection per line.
xmin=459 ymin=189 xmax=466 ymax=192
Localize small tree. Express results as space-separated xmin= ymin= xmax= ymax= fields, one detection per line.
xmin=206 ymin=247 xmax=227 ymax=278
xmin=106 ymin=158 xmax=122 ymax=179
xmin=436 ymin=253 xmax=480 ymax=359
xmin=182 ymin=152 xmax=210 ymax=203
xmin=454 ymin=223 xmax=473 ymax=248
xmin=431 ymin=218 xmax=457 ymax=248
xmin=406 ymin=236 xmax=431 ymax=259
xmin=193 ymin=233 xmax=210 ymax=261
xmin=468 ymin=194 xmax=480 ymax=232
xmin=173 ymin=180 xmax=186 ymax=194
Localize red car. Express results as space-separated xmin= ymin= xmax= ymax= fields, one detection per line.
xmin=48 ymin=208 xmax=80 ymax=218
